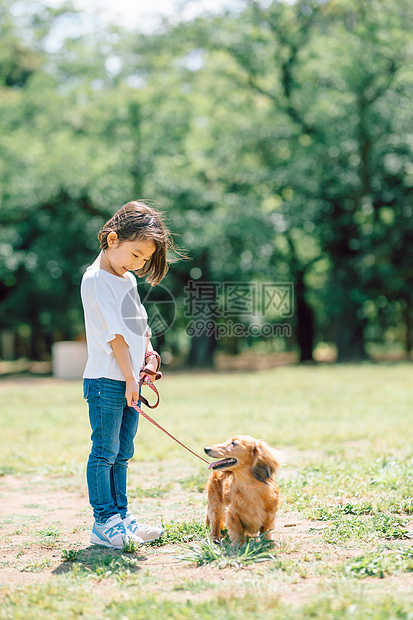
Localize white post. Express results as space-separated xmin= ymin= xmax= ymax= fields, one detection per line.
xmin=52 ymin=341 xmax=88 ymax=380
xmin=0 ymin=330 xmax=15 ymax=361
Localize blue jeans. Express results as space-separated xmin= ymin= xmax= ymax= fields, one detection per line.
xmin=83 ymin=378 xmax=140 ymax=523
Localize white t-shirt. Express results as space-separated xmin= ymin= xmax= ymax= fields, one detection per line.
xmin=81 ymin=265 xmax=149 ymax=380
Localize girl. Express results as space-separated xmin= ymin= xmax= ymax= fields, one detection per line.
xmin=81 ymin=200 xmax=174 ymax=549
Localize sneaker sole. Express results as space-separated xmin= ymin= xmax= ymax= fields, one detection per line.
xmin=90 ymin=532 xmax=125 ymax=549
xmin=129 ymin=530 xmax=164 ymax=543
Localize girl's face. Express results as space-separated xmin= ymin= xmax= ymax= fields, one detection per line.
xmin=105 ymin=234 xmax=156 ymax=278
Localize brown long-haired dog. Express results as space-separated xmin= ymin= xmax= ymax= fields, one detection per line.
xmin=204 ymin=435 xmax=282 ymax=544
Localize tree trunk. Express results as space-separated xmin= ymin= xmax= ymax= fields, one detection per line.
xmin=295 ymin=271 xmax=315 ymax=363
xmin=335 ymin=315 xmax=366 ymax=362
xmin=185 ymin=253 xmax=217 ymax=368
xmin=404 ymin=297 xmax=412 ymax=357
xmin=332 ymin=269 xmax=367 ymax=362
xmin=187 ymin=329 xmax=216 ymax=368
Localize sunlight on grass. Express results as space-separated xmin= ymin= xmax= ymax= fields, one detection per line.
xmin=1 ymin=364 xmax=413 ymax=618
xmin=150 ymin=518 xmax=208 ymax=547
xmin=1 ymin=583 xmax=413 ymax=620
xmin=1 ymin=364 xmax=413 ymax=472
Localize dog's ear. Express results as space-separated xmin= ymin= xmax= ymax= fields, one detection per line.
xmin=252 ymin=442 xmax=282 ymax=482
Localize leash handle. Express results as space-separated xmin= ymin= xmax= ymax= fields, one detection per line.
xmin=138 ymin=373 xmax=160 ymax=409
xmin=133 ymin=375 xmax=210 ymax=465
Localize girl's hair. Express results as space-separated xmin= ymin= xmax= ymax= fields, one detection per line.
xmin=98 ymin=201 xmax=174 ymax=285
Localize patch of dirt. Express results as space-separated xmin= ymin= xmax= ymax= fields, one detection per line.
xmin=0 ymin=471 xmax=313 ymax=603
xmin=1 ymin=469 xmax=413 ymax=608
xmin=0 ymin=473 xmax=90 ymax=587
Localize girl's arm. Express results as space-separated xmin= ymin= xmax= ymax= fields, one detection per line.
xmin=110 ymin=334 xmax=140 ymax=406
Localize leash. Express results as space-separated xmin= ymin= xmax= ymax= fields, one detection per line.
xmin=131 ymin=374 xmax=211 ymax=466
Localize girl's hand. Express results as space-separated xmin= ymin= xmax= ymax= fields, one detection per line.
xmin=140 ymin=356 xmax=160 ymax=381
xmin=125 ymin=378 xmax=140 ymax=407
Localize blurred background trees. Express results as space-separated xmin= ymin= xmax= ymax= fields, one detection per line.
xmin=1 ymin=0 xmax=412 ymax=368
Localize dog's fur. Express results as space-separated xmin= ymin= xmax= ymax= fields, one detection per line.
xmin=204 ymin=435 xmax=282 ymax=544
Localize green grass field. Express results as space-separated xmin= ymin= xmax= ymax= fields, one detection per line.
xmin=1 ymin=363 xmax=413 ymax=619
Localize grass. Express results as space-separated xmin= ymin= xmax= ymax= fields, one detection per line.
xmin=2 ymin=364 xmax=413 ymax=470
xmin=150 ymin=518 xmax=209 ymax=546
xmin=36 ymin=526 xmax=61 ymax=545
xmin=178 ymin=470 xmax=209 ymax=493
xmin=345 ymin=544 xmax=413 ymax=578
xmin=128 ymin=483 xmax=173 ymax=498
xmin=179 ymin=533 xmax=277 ymax=568
xmin=20 ymin=558 xmax=52 ymax=573
xmin=2 ymin=586 xmax=413 ymax=620
xmin=81 ymin=554 xmax=143 ymax=582
xmin=61 ymin=549 xmax=81 ymax=562
xmin=121 ymin=538 xmax=143 ymax=554
xmin=1 ymin=364 xmax=413 ymax=618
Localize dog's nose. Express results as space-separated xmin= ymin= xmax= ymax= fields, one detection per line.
xmin=204 ymin=447 xmax=212 ymax=455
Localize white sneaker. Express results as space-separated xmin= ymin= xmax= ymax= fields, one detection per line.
xmin=123 ymin=511 xmax=164 ymax=543
xmin=90 ymin=513 xmax=144 ymax=549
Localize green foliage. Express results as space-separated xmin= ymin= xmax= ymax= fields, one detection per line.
xmin=311 ymin=501 xmax=375 ymax=520
xmin=150 ymin=518 xmax=208 ymax=547
xmin=172 ymin=579 xmax=216 ymax=593
xmin=178 ymin=533 xmax=277 ymax=569
xmin=323 ymin=513 xmax=410 ymax=545
xmin=283 ymin=453 xmax=413 ymax=515
xmin=0 ymin=465 xmax=16 ymax=476
xmin=345 ymin=545 xmax=413 ymax=578
xmin=20 ymin=557 xmax=51 ymax=573
xmin=2 ymin=586 xmax=413 ymax=620
xmin=36 ymin=525 xmax=61 ymax=548
xmin=128 ymin=483 xmax=173 ymax=498
xmin=84 ymin=553 xmax=142 ymax=582
xmin=61 ymin=549 xmax=81 ymax=562
xmin=122 ymin=538 xmax=143 ymax=554
xmin=1 ymin=0 xmax=413 ymax=363
xmin=178 ymin=470 xmax=209 ymax=493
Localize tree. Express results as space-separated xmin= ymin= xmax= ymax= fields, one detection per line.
xmin=2 ymin=0 xmax=413 ymax=367
xmin=149 ymin=0 xmax=413 ymax=361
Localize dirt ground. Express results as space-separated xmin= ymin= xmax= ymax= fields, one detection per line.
xmin=2 ymin=469 xmax=413 ymax=609
xmin=0 ymin=470 xmax=321 ymax=598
